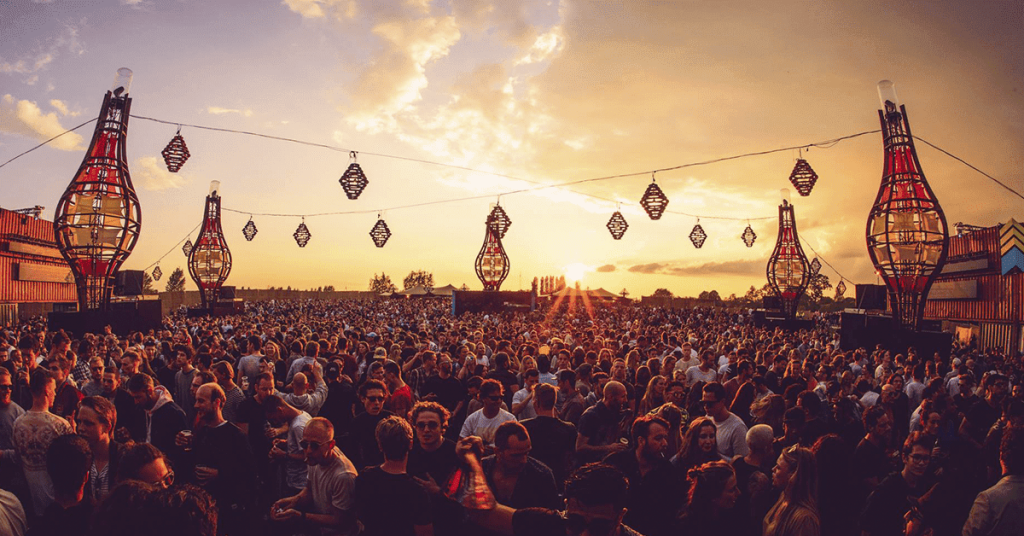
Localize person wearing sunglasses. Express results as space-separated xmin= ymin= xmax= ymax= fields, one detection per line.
xmin=461 ymin=437 xmax=640 ymax=536
xmin=271 ymin=417 xmax=358 ymax=534
xmin=352 ymin=379 xmax=395 ymax=469
xmin=0 ymin=367 xmax=26 ymax=482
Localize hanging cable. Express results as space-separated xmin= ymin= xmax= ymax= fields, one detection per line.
xmin=0 ymin=118 xmax=97 ymax=170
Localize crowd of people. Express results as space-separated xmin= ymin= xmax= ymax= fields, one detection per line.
xmin=0 ymin=296 xmax=1021 ymax=536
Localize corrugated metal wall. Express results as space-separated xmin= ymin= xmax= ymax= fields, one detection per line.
xmin=1 ymin=209 xmax=77 ymax=304
xmin=0 ymin=304 xmax=16 ymax=327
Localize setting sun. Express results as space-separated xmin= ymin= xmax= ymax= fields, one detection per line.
xmin=563 ymin=263 xmax=590 ymax=284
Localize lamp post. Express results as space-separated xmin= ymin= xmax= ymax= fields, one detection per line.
xmin=866 ymin=81 xmax=948 ymax=330
xmin=767 ymin=189 xmax=810 ymax=319
xmin=53 ymin=68 xmax=142 ymax=311
xmin=188 ymin=181 xmax=232 ymax=309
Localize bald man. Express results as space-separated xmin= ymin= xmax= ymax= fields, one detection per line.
xmin=284 ymin=361 xmax=329 ymax=417
xmin=575 ymin=380 xmax=630 ymax=463
xmin=184 ymin=383 xmax=257 ymax=534
xmin=272 ymin=417 xmax=358 ymax=534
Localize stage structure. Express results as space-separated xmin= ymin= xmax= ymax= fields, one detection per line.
xmin=766 ymin=189 xmax=811 ymax=319
xmin=53 ymin=68 xmax=142 ymax=311
xmin=866 ymin=81 xmax=949 ymax=330
xmin=475 ymin=206 xmax=510 ymax=291
xmin=187 ymin=181 xmax=232 ymax=309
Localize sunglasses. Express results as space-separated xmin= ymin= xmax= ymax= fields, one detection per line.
xmin=702 ymin=399 xmax=720 ymax=406
xmin=299 ymin=440 xmax=324 ymax=451
xmin=365 ymin=396 xmax=385 ymax=402
xmin=150 ymin=470 xmax=175 ymax=489
xmin=415 ymin=421 xmax=440 ymax=430
xmin=564 ymin=514 xmax=617 ymax=536
xmin=484 ymin=395 xmax=502 ymax=401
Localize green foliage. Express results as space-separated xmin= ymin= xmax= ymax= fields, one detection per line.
xmin=165 ymin=268 xmax=186 ymax=292
xmin=653 ymin=288 xmax=673 ymax=298
xmin=403 ymin=270 xmax=434 ymax=290
xmin=370 ymin=273 xmax=397 ymax=294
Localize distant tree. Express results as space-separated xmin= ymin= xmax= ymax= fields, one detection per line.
xmin=698 ymin=290 xmax=710 ymax=300
xmin=142 ymin=272 xmax=157 ymax=295
xmin=653 ymin=288 xmax=674 ymax=298
xmin=807 ymin=274 xmax=832 ymax=303
xmin=370 ymin=273 xmax=397 ymax=294
xmin=324 ymin=285 xmax=335 ymax=292
xmin=165 ymin=268 xmax=186 ymax=292
xmin=708 ymin=290 xmax=722 ymax=302
xmin=403 ymin=270 xmax=434 ymax=290
xmin=727 ymin=293 xmax=738 ymax=302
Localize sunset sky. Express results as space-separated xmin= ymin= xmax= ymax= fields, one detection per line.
xmin=2 ymin=1 xmax=1022 ymax=298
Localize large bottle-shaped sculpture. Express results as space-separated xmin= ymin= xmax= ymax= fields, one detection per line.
xmin=188 ymin=181 xmax=232 ymax=309
xmin=53 ymin=68 xmax=142 ymax=311
xmin=766 ymin=190 xmax=811 ymax=319
xmin=866 ymin=81 xmax=948 ymax=330
xmin=474 ymin=209 xmax=510 ymax=291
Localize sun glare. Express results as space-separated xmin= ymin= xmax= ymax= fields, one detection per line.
xmin=564 ymin=263 xmax=589 ymax=284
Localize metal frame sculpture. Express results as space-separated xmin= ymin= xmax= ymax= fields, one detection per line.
xmin=475 ymin=209 xmax=510 ymax=291
xmin=187 ymin=181 xmax=232 ymax=309
xmin=640 ymin=176 xmax=669 ymax=220
xmin=766 ymin=195 xmax=811 ymax=319
xmin=295 ymin=219 xmax=312 ymax=247
xmin=54 ymin=68 xmax=142 ymax=311
xmin=866 ymin=81 xmax=948 ymax=331
xmin=741 ymin=224 xmax=757 ymax=247
xmin=369 ymin=217 xmax=390 ymax=248
xmin=788 ymin=156 xmax=818 ymax=196
xmin=488 ymin=204 xmax=511 ymax=239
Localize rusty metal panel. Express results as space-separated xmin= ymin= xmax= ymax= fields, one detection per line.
xmin=0 ymin=209 xmax=58 ymax=244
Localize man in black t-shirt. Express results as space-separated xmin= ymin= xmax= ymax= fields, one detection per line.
xmin=407 ymin=401 xmax=462 ymax=535
xmin=351 ymin=379 xmax=394 ymax=469
xmin=422 ymin=355 xmax=465 ymax=413
xmin=487 ymin=353 xmax=519 ymax=408
xmin=521 ymin=384 xmax=576 ymax=491
xmin=355 ymin=416 xmax=432 ymax=536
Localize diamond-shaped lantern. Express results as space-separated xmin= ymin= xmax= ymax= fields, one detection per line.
xmin=152 ymin=265 xmax=162 ymax=281
xmin=690 ymin=223 xmax=707 ymax=248
xmin=294 ymin=220 xmax=311 ymax=247
xmin=370 ymin=218 xmax=391 ymax=248
xmin=242 ymin=218 xmax=258 ymax=241
xmin=182 ymin=239 xmax=193 ymax=258
xmin=789 ymin=158 xmax=818 ymax=196
xmin=741 ymin=225 xmax=757 ymax=247
xmin=488 ymin=204 xmax=512 ymax=239
xmin=607 ymin=211 xmax=628 ymax=240
xmin=836 ymin=280 xmax=847 ymax=298
xmin=161 ymin=129 xmax=191 ymax=173
xmin=339 ymin=151 xmax=368 ymax=200
xmin=810 ymin=257 xmax=821 ymax=275
xmin=640 ymin=179 xmax=669 ymax=220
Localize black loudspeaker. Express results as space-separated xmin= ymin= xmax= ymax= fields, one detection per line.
xmin=114 ymin=270 xmax=145 ymax=296
xmin=48 ymin=299 xmax=162 ymax=336
xmin=855 ymin=284 xmax=887 ymax=310
xmin=219 ymin=286 xmax=236 ymax=300
xmin=762 ymin=296 xmax=782 ymax=311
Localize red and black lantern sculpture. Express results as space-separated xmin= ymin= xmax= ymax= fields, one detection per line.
xmin=475 ymin=209 xmax=510 ymax=291
xmin=866 ymin=81 xmax=948 ymax=331
xmin=161 ymin=127 xmax=190 ymax=172
xmin=187 ymin=181 xmax=232 ymax=310
xmin=54 ymin=68 xmax=142 ymax=311
xmin=766 ymin=190 xmax=811 ymax=319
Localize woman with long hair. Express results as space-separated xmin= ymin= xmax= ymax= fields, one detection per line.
xmin=764 ymin=445 xmax=820 ymax=536
xmin=638 ymin=375 xmax=667 ymax=415
xmin=650 ymin=403 xmax=685 ymax=456
xmin=672 ymin=417 xmax=723 ymax=474
xmin=634 ymin=366 xmax=652 ymax=400
xmin=676 ymin=461 xmax=742 ymax=535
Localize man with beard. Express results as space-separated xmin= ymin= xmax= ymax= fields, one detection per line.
xmin=576 ymin=380 xmax=629 ymax=464
xmin=602 ymin=414 xmax=677 ymax=536
xmin=271 ymin=417 xmax=358 ymax=535
xmin=480 ymin=421 xmax=559 ymax=510
xmin=179 ymin=382 xmax=256 ymax=535
xmin=126 ymin=373 xmax=187 ymax=468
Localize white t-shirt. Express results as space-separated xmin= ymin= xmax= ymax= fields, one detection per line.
xmin=459 ymin=408 xmax=517 ymax=446
xmin=511 ymin=388 xmax=537 ymax=420
xmin=714 ymin=412 xmax=750 ymax=459
xmin=685 ymin=366 xmax=717 ymax=387
xmin=674 ymin=356 xmax=698 ymax=375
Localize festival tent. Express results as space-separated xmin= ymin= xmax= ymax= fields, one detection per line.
xmin=431 ymin=284 xmax=458 ymax=296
